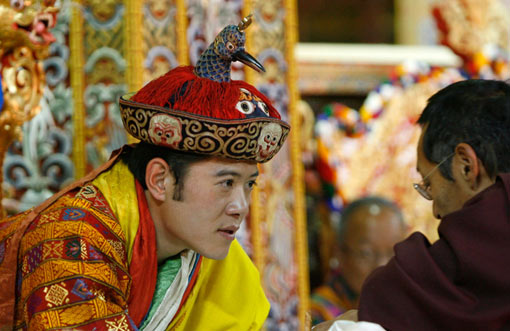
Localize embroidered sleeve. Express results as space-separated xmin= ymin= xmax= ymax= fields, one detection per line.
xmin=15 ymin=193 xmax=136 ymax=330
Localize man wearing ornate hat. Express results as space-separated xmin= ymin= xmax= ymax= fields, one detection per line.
xmin=0 ymin=17 xmax=289 ymax=330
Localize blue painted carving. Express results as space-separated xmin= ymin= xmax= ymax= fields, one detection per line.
xmin=3 ymin=0 xmax=74 ymax=213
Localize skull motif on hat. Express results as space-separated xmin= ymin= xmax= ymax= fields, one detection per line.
xmin=256 ymin=123 xmax=283 ymax=161
xmin=148 ymin=114 xmax=182 ymax=148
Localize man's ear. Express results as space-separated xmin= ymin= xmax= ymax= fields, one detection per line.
xmin=454 ymin=143 xmax=482 ymax=190
xmin=145 ymin=158 xmax=173 ymax=202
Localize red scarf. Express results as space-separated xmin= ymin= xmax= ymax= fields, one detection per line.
xmin=127 ymin=180 xmax=158 ymax=326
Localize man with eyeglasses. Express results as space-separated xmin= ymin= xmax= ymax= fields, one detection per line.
xmin=314 ymin=79 xmax=510 ymax=331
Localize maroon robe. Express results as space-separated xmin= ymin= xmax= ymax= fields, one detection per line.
xmin=359 ymin=173 xmax=510 ymax=331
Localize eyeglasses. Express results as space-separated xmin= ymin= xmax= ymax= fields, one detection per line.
xmin=413 ymin=153 xmax=455 ymax=200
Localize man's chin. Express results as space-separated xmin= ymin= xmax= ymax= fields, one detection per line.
xmin=200 ymin=246 xmax=230 ymax=260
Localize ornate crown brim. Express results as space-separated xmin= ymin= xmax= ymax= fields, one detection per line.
xmin=119 ymin=93 xmax=290 ymax=163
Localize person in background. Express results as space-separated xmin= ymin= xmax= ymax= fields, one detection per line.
xmin=314 ymin=79 xmax=510 ymax=331
xmin=310 ymin=196 xmax=407 ymax=325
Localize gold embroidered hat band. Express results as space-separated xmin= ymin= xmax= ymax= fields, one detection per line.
xmin=119 ymin=92 xmax=290 ymax=163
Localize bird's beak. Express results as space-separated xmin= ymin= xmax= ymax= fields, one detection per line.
xmin=232 ymin=49 xmax=265 ymax=73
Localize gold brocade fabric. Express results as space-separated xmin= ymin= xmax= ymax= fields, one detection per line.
xmin=8 ymin=184 xmax=134 ymax=329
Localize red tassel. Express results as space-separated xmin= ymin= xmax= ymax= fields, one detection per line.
xmin=131 ymin=66 xmax=281 ymax=120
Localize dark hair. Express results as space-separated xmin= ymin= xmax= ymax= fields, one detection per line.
xmin=338 ymin=196 xmax=404 ymax=244
xmin=120 ymin=142 xmax=210 ymax=200
xmin=418 ymin=79 xmax=510 ymax=180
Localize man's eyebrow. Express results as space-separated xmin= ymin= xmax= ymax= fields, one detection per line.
xmin=214 ymin=170 xmax=259 ymax=177
xmin=215 ymin=170 xmax=240 ymax=177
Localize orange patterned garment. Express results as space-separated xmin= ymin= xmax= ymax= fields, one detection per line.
xmin=2 ymin=184 xmax=139 ymax=330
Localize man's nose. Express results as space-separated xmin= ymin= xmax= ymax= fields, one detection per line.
xmin=226 ymin=188 xmax=250 ymax=219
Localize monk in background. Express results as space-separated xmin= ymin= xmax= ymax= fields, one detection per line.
xmin=310 ymin=196 xmax=406 ymax=325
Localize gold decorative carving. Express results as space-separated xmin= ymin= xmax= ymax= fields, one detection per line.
xmin=125 ymin=0 xmax=143 ymax=144
xmin=0 ymin=47 xmax=43 ymax=144
xmin=85 ymin=0 xmax=119 ymax=22
xmin=238 ymin=14 xmax=253 ymax=31
xmin=70 ymin=2 xmax=86 ymax=179
xmin=175 ymin=0 xmax=188 ymax=65
xmin=0 ymin=0 xmax=59 ymax=217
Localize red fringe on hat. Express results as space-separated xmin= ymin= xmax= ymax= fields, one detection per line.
xmin=131 ymin=66 xmax=281 ymax=120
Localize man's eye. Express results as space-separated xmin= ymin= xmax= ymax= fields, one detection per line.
xmin=247 ymin=180 xmax=258 ymax=189
xmin=359 ymin=249 xmax=374 ymax=259
xmin=221 ymin=179 xmax=234 ymax=187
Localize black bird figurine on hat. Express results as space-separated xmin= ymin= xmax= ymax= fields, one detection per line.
xmin=194 ymin=14 xmax=265 ymax=82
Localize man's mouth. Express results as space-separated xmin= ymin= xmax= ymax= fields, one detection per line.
xmin=217 ymin=225 xmax=239 ymax=240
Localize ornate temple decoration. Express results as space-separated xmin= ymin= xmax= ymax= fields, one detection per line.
xmin=81 ymin=0 xmax=128 ymax=171
xmin=142 ymin=0 xmax=179 ymax=83
xmin=0 ymin=0 xmax=59 ymax=217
